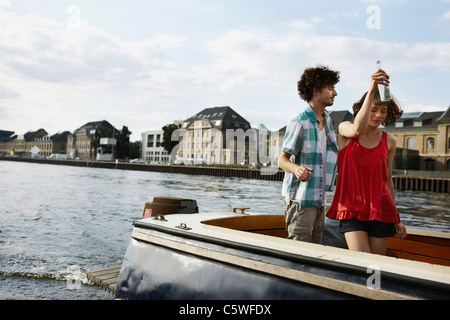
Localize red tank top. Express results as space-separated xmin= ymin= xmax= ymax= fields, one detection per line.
xmin=326 ymin=131 xmax=400 ymax=223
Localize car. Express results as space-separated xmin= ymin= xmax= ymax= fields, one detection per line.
xmin=129 ymin=158 xmax=145 ymax=163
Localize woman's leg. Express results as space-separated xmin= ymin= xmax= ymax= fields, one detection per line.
xmin=368 ymin=237 xmax=390 ymax=255
xmin=344 ymin=231 xmax=371 ymax=253
xmin=345 ymin=231 xmax=390 ymax=255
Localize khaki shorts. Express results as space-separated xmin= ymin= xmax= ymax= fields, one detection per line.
xmin=284 ymin=199 xmax=324 ymax=244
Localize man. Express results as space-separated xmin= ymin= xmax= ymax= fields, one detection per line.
xmin=278 ymin=66 xmax=340 ymax=243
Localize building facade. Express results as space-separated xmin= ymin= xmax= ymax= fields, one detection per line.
xmin=28 ymin=131 xmax=71 ymax=158
xmin=67 ymin=120 xmax=119 ymax=160
xmin=383 ymin=107 xmax=450 ymax=171
xmin=175 ymin=106 xmax=258 ymax=165
xmin=0 ymin=129 xmax=48 ymax=157
xmin=141 ymin=129 xmax=170 ymax=164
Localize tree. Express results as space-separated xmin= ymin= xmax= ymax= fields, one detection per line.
xmin=129 ymin=141 xmax=141 ymax=159
xmin=161 ymin=123 xmax=181 ymax=156
xmin=91 ymin=124 xmax=109 ymax=158
xmin=116 ymin=126 xmax=131 ymax=159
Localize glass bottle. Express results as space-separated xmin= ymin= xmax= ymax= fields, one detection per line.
xmin=376 ymin=60 xmax=392 ymax=102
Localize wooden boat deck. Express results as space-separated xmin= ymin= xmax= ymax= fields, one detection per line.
xmin=202 ymin=214 xmax=450 ymax=267
xmin=86 ymin=213 xmax=450 ymax=295
xmin=86 ymin=266 xmax=121 ymax=293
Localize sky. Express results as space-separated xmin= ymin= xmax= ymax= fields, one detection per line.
xmin=0 ymin=0 xmax=449 ymax=142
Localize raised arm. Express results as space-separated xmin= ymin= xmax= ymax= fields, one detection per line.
xmin=338 ymin=69 xmax=390 ymax=139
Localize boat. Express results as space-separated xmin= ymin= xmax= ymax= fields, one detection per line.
xmin=90 ymin=197 xmax=450 ymax=300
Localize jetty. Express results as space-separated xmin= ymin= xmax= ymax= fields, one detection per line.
xmin=86 ymin=266 xmax=121 ymax=293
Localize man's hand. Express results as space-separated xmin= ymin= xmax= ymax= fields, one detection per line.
xmin=294 ymin=166 xmax=314 ymax=182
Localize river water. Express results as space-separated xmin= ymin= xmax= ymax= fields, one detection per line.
xmin=1 ymin=160 xmax=449 ymax=300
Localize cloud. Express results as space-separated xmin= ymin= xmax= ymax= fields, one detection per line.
xmin=201 ymin=24 xmax=450 ymax=92
xmin=0 ymin=6 xmax=191 ymax=137
xmin=0 ymin=0 xmax=11 ymax=7
xmin=0 ymin=4 xmax=188 ymax=85
xmin=0 ymin=5 xmax=448 ymax=140
xmin=0 ymin=84 xmax=20 ymax=100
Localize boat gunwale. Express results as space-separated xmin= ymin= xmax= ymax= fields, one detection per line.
xmin=129 ymin=228 xmax=420 ymax=300
xmin=132 ymin=214 xmax=450 ymax=295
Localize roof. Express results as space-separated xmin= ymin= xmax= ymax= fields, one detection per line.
xmin=383 ymin=110 xmax=445 ymax=132
xmin=0 ymin=130 xmax=14 ymax=142
xmin=73 ymin=120 xmax=119 ymax=137
xmin=183 ymin=106 xmax=251 ymax=130
xmin=329 ymin=110 xmax=354 ymax=134
xmin=24 ymin=129 xmax=48 ymax=141
xmin=50 ymin=131 xmax=71 ymax=141
xmin=437 ymin=106 xmax=450 ymax=123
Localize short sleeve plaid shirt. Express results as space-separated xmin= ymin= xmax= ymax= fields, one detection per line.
xmin=281 ymin=104 xmax=338 ymax=207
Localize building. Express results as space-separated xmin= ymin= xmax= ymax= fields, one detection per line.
xmin=0 ymin=129 xmax=48 ymax=157
xmin=383 ymin=107 xmax=450 ymax=171
xmin=171 ymin=107 xmax=356 ymax=167
xmin=27 ymin=131 xmax=71 ymax=158
xmin=0 ymin=129 xmax=70 ymax=158
xmin=175 ymin=106 xmax=256 ymax=165
xmin=0 ymin=130 xmax=15 ymax=155
xmin=67 ymin=120 xmax=119 ymax=160
xmin=0 ymin=130 xmax=14 ymax=142
xmin=141 ymin=129 xmax=169 ymax=164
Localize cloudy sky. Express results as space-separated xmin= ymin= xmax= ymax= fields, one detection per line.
xmin=0 ymin=0 xmax=449 ymax=141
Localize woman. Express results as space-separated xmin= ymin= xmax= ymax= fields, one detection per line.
xmin=326 ymin=69 xmax=407 ymax=255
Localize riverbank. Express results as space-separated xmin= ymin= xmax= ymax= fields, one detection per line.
xmin=2 ymin=157 xmax=449 ymax=192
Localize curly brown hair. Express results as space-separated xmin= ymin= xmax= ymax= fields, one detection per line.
xmin=352 ymin=90 xmax=403 ymax=126
xmin=297 ymin=66 xmax=340 ymax=102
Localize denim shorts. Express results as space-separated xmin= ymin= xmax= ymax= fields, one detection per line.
xmin=339 ymin=218 xmax=396 ymax=238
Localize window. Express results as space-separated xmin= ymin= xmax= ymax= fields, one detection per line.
xmin=407 ymin=138 xmax=415 ymax=149
xmin=147 ymin=135 xmax=154 ymax=148
xmin=413 ymin=120 xmax=422 ymax=127
xmin=427 ymin=138 xmax=435 ymax=150
xmin=424 ymin=159 xmax=436 ymax=171
xmin=395 ymin=122 xmax=404 ymax=128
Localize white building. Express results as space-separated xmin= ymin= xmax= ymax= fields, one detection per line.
xmin=141 ymin=130 xmax=169 ymax=164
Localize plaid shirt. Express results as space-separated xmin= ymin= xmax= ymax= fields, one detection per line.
xmin=281 ymin=104 xmax=338 ymax=207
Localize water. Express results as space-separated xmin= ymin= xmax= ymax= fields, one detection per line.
xmin=0 ymin=161 xmax=449 ymax=300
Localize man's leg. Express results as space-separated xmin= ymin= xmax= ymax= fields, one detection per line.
xmin=284 ymin=200 xmax=316 ymax=242
xmin=311 ymin=206 xmax=325 ymax=244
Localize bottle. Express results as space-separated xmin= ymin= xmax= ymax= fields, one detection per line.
xmin=376 ymin=60 xmax=392 ymax=102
